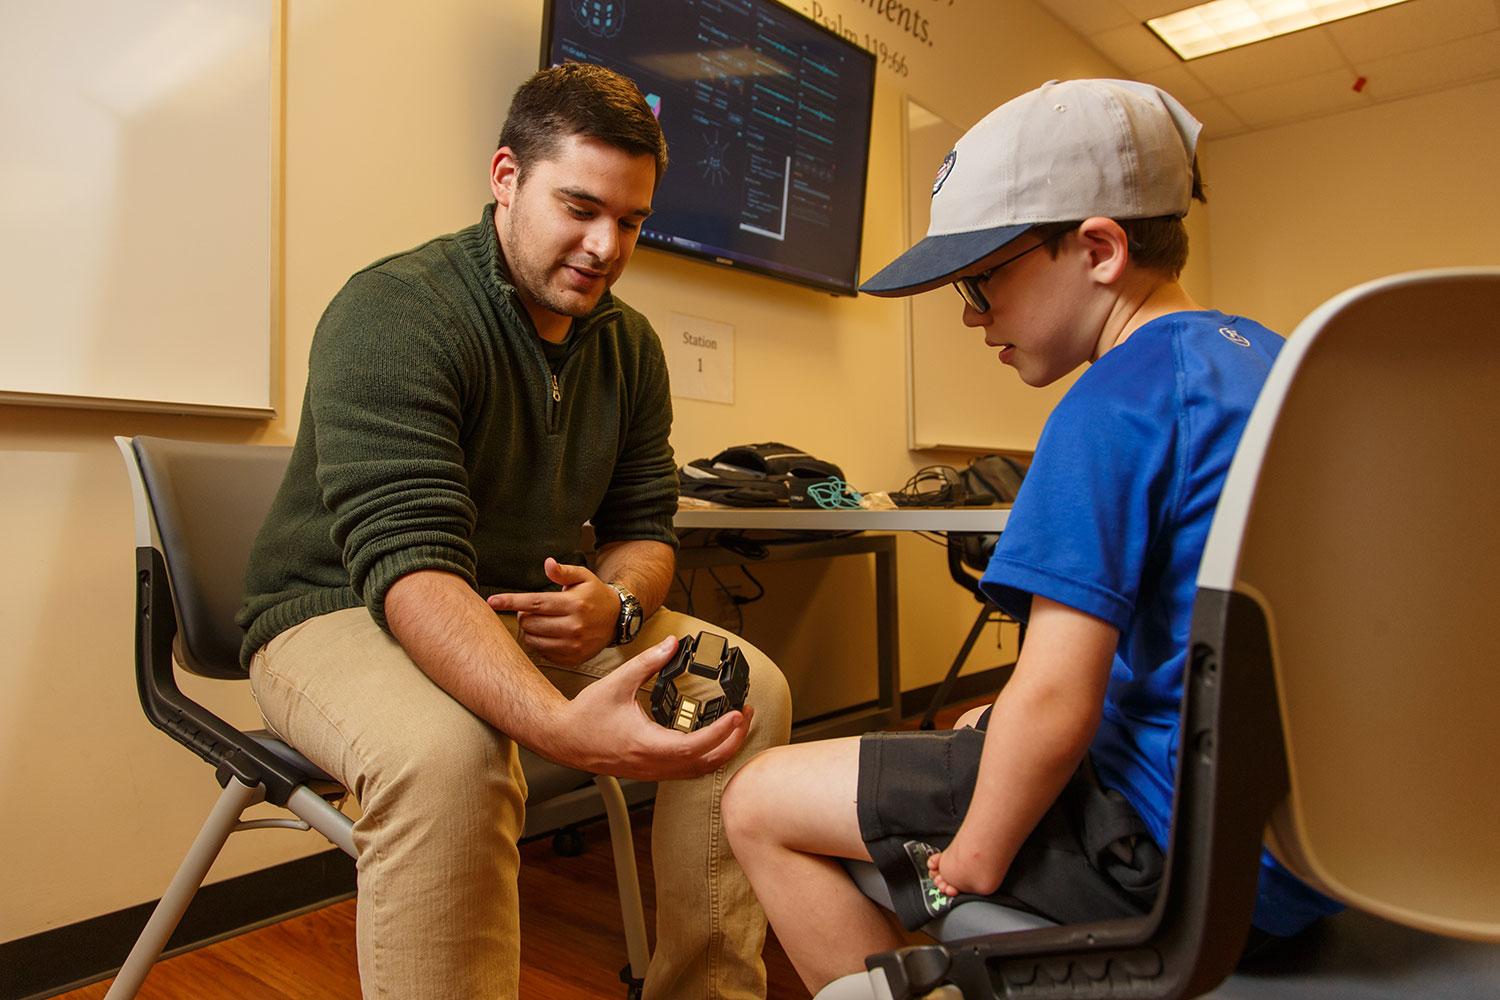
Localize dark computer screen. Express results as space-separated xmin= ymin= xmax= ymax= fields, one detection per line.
xmin=541 ymin=0 xmax=877 ymax=296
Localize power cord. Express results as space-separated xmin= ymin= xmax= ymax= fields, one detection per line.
xmin=891 ymin=465 xmax=968 ymax=507
xmin=668 ymin=565 xmax=765 ymax=633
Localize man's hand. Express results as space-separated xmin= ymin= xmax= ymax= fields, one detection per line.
xmin=548 ymin=635 xmax=755 ymax=781
xmin=487 ymin=557 xmax=619 ymax=665
xmin=387 ymin=570 xmax=746 ymax=781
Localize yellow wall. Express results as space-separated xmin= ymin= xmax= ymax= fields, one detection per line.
xmin=0 ymin=0 xmax=1114 ymax=941
xmin=1203 ymin=76 xmax=1500 ymax=334
xmin=6 ymin=0 xmax=1493 ymax=946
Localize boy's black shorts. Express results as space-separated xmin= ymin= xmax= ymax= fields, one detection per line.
xmin=856 ymin=720 xmax=1163 ymax=932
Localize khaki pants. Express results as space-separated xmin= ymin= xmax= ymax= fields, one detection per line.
xmin=250 ymin=605 xmax=791 ymax=1000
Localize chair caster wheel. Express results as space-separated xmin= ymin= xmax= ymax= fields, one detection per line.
xmin=552 ymin=826 xmax=584 ymax=857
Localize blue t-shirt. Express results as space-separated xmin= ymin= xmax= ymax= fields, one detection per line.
xmin=980 ymin=310 xmax=1340 ymax=937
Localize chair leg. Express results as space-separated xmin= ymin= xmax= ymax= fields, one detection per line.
xmin=285 ymin=784 xmax=357 ymax=858
xmin=920 ymin=603 xmax=993 ymax=730
xmin=103 ymin=778 xmax=266 ymax=999
xmin=593 ymin=774 xmax=650 ymax=997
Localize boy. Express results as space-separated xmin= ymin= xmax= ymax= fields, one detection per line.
xmin=721 ymin=79 xmax=1338 ymax=994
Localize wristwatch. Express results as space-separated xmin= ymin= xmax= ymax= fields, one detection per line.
xmin=606 ymin=582 xmax=643 ymax=647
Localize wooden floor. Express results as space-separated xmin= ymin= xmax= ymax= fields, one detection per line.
xmin=56 ymin=803 xmax=807 ymax=1000
xmin=59 ymin=703 xmax=978 ymax=1000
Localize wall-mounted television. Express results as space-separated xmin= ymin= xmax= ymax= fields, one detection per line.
xmin=541 ymin=0 xmax=877 ymax=296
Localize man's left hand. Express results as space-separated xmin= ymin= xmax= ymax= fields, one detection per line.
xmin=487 ymin=557 xmax=620 ymax=665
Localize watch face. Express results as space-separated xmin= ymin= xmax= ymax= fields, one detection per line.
xmin=612 ymin=584 xmax=643 ymax=645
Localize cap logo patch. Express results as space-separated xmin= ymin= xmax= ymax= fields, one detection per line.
xmin=932 ymin=150 xmax=956 ymax=198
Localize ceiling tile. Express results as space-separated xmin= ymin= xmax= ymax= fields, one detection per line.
xmin=1034 ymin=0 xmax=1139 ymax=35
xmin=1021 ymin=0 xmax=1499 ymax=136
xmin=1114 ymin=0 xmax=1197 ymax=19
xmin=1088 ymin=22 xmax=1180 ymax=74
xmin=1185 ymin=28 xmax=1349 ymax=95
xmin=1222 ymin=69 xmax=1372 ymax=128
xmin=1328 ymin=0 xmax=1500 ymax=62
xmin=1180 ymin=97 xmax=1250 ymax=139
xmin=1132 ymin=62 xmax=1215 ymax=103
xmin=1355 ymin=30 xmax=1500 ymax=99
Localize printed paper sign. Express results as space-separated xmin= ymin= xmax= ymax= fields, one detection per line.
xmin=664 ymin=312 xmax=734 ymax=404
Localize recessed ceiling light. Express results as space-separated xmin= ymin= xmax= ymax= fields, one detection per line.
xmin=1146 ymin=0 xmax=1412 ymax=60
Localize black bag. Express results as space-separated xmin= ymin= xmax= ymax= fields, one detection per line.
xmin=953 ymin=454 xmax=1030 ymax=569
xmin=678 ymin=442 xmax=846 ymax=508
xmin=959 ymin=453 xmax=1030 ymax=505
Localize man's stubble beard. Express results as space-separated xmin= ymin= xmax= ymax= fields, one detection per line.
xmin=502 ymin=208 xmax=605 ymax=320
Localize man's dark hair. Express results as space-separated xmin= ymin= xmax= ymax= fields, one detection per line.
xmin=1042 ymin=157 xmax=1209 ymax=278
xmin=498 ymin=63 xmax=669 ymax=187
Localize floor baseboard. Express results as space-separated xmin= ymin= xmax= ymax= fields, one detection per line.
xmin=0 ymin=849 xmax=356 ymax=1000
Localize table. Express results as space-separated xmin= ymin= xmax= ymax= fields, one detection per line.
xmin=674 ymin=506 xmax=1011 ymax=533
xmin=673 ymin=505 xmax=1011 ymax=740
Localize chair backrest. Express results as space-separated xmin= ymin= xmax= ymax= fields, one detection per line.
xmin=946 ymin=455 xmax=1030 ymax=593
xmin=122 ymin=436 xmax=291 ymax=678
xmin=1199 ymin=267 xmax=1500 ymax=941
xmin=117 ymin=435 xmax=315 ymax=803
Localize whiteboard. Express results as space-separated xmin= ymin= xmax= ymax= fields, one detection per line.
xmin=0 ymin=0 xmax=277 ymax=417
xmin=903 ymin=99 xmax=1071 ymax=453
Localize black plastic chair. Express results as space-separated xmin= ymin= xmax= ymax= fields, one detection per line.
xmin=920 ymin=453 xmax=1030 ymax=730
xmin=109 ymin=435 xmax=649 ymax=998
xmin=918 ymin=532 xmax=1023 ymax=730
xmin=818 ymin=268 xmax=1500 ymax=999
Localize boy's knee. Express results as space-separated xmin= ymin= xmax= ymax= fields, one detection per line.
xmin=721 ymin=763 xmax=753 ymax=851
xmin=722 ymin=748 xmax=779 ymax=848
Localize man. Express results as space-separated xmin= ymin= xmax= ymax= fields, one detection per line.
xmin=239 ymin=63 xmax=791 ymax=999
xmin=722 ymin=79 xmax=1338 ymax=994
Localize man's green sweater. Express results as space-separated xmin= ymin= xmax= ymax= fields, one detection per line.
xmin=237 ymin=204 xmax=678 ymax=668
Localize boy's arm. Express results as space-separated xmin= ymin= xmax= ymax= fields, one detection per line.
xmin=930 ymin=595 xmax=1119 ymax=897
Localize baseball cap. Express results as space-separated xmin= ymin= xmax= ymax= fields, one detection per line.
xmin=860 ymin=79 xmax=1203 ymax=297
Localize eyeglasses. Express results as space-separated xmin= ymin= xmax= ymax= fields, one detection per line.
xmin=952 ymin=230 xmax=1065 ymax=313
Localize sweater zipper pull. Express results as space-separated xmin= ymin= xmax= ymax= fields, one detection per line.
xmin=550 ymin=374 xmax=561 ymax=402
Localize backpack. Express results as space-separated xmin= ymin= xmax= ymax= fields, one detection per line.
xmin=678 ymin=442 xmax=846 ymax=508
xmin=959 ymin=453 xmax=1029 ymax=506
xmin=954 ymin=454 xmax=1030 ymax=570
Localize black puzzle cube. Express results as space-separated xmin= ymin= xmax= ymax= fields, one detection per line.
xmin=651 ymin=631 xmax=750 ymax=732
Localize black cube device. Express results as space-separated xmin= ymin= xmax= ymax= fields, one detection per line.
xmin=651 ymin=632 xmax=750 ymax=733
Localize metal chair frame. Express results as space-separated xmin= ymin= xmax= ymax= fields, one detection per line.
xmin=109 ymin=435 xmax=649 ymax=998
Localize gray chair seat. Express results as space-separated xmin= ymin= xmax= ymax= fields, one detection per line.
xmin=827 ymin=866 xmax=1500 ymax=1000
xmin=1209 ymin=909 xmax=1500 ymax=1000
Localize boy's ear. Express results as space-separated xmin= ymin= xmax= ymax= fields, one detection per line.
xmin=1076 ymin=217 xmax=1130 ymax=286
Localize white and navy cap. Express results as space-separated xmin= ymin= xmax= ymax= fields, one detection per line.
xmin=860 ymin=79 xmax=1203 ymax=297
